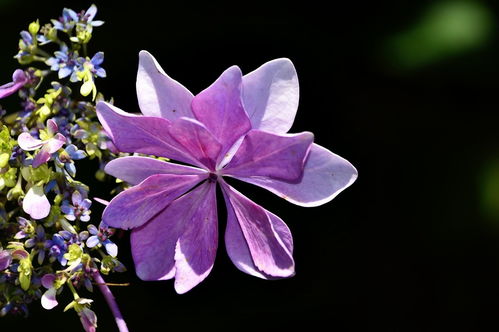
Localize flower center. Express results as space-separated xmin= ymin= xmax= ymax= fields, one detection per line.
xmin=208 ymin=172 xmax=218 ymax=182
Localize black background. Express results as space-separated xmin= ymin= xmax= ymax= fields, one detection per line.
xmin=2 ymin=0 xmax=499 ymax=330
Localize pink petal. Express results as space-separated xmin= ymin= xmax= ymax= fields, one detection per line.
xmin=17 ymin=133 xmax=43 ymax=151
xmin=46 ymin=119 xmax=58 ymax=136
xmin=221 ymin=181 xmax=294 ymax=278
xmin=191 ymin=66 xmax=251 ymax=161
xmin=222 ymin=129 xmax=313 ymax=181
xmin=242 ymin=58 xmax=299 ymax=134
xmin=102 ymin=173 xmax=205 ymax=229
xmin=136 ymin=50 xmax=194 ymax=119
xmin=234 ymin=143 xmax=358 ymax=207
xmin=32 ymin=146 xmax=51 ymax=168
xmin=46 ymin=133 xmax=66 ymax=153
xmin=96 ymin=101 xmax=200 ymax=166
xmin=23 ymin=186 xmax=50 ymax=220
xmin=105 ymin=156 xmax=207 ymax=185
xmin=168 ymin=117 xmax=222 ymax=171
xmin=173 ymin=182 xmax=218 ymax=294
xmin=41 ymin=287 xmax=58 ymax=310
xmin=131 ymin=181 xmax=218 ymax=292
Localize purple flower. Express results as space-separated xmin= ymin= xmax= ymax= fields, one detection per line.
xmin=97 ymin=51 xmax=357 ymax=293
xmin=0 ymin=69 xmax=28 ymax=99
xmin=40 ymin=274 xmax=58 ymax=310
xmin=0 ymin=250 xmax=12 ymax=271
xmin=86 ymin=223 xmax=117 ymax=257
xmin=61 ymin=191 xmax=92 ymax=222
xmin=18 ymin=119 xmax=66 ymax=168
xmin=45 ymin=234 xmax=68 ymax=265
xmin=79 ymin=307 xmax=97 ymax=332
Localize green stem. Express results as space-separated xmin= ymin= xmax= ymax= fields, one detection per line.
xmin=66 ymin=279 xmax=80 ymax=300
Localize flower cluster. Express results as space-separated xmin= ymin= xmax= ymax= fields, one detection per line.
xmin=0 ymin=5 xmax=126 ymax=331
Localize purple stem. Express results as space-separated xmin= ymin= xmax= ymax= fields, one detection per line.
xmin=92 ymin=270 xmax=129 ymax=332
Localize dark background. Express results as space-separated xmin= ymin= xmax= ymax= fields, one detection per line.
xmin=2 ymin=0 xmax=499 ymax=330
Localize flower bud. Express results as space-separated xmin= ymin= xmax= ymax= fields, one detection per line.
xmin=29 ymin=20 xmax=40 ymax=35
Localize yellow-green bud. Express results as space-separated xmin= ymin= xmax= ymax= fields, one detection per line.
xmin=0 ymin=153 xmax=10 ymax=168
xmin=29 ymin=20 xmax=40 ymax=35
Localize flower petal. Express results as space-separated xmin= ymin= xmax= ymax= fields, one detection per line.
xmin=23 ymin=185 xmax=50 ymax=220
xmin=41 ymin=288 xmax=58 ymax=310
xmin=0 ymin=69 xmax=27 ymax=99
xmin=96 ymin=101 xmax=199 ymax=166
xmin=131 ymin=181 xmax=217 ymax=289
xmin=86 ymin=236 xmax=99 ymax=248
xmin=191 ymin=66 xmax=251 ymax=160
xmin=41 ymin=274 xmax=55 ymax=289
xmin=174 ymin=181 xmax=218 ymax=294
xmin=45 ymin=133 xmax=66 ymax=153
xmin=17 ymin=133 xmax=44 ymax=151
xmin=32 ymin=146 xmax=51 ymax=168
xmin=234 ymin=143 xmax=358 ymax=207
xmin=105 ymin=156 xmax=207 ymax=185
xmin=222 ymin=129 xmax=313 ymax=181
xmin=85 ymin=4 xmax=98 ymax=21
xmin=221 ymin=181 xmax=294 ymax=278
xmin=0 ymin=250 xmax=12 ymax=271
xmin=137 ymin=50 xmax=194 ymax=119
xmin=102 ymin=173 xmax=205 ymax=229
xmin=46 ymin=119 xmax=58 ymax=136
xmin=242 ymin=58 xmax=299 ymax=133
xmin=168 ymin=117 xmax=222 ymax=171
xmin=104 ymin=240 xmax=118 ymax=257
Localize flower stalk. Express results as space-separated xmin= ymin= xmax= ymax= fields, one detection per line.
xmin=91 ymin=270 xmax=129 ymax=332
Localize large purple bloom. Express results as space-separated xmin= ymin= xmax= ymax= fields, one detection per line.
xmin=97 ymin=51 xmax=357 ymax=293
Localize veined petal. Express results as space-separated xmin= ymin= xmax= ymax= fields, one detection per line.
xmin=102 ymin=173 xmax=205 ymax=229
xmin=23 ymin=186 xmax=50 ymax=220
xmin=191 ymin=66 xmax=251 ymax=160
xmin=96 ymin=101 xmax=199 ymax=166
xmin=242 ymin=58 xmax=299 ymax=133
xmin=222 ymin=129 xmax=313 ymax=182
xmin=234 ymin=143 xmax=357 ymax=207
xmin=105 ymin=156 xmax=207 ymax=185
xmin=137 ymin=50 xmax=194 ymax=119
xmin=168 ymin=118 xmax=222 ymax=171
xmin=131 ymin=181 xmax=218 ymax=292
xmin=18 ymin=133 xmax=44 ymax=151
xmin=221 ymin=181 xmax=294 ymax=278
xmin=174 ymin=181 xmax=218 ymax=294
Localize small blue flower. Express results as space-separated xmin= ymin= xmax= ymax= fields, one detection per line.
xmin=44 ymin=234 xmax=68 ymax=266
xmin=45 ymin=44 xmax=80 ymax=79
xmin=86 ymin=222 xmax=117 ymax=257
xmin=61 ymin=191 xmax=91 ymax=222
xmin=59 ymin=229 xmax=89 ymax=245
xmin=55 ymin=144 xmax=86 ymax=177
xmin=24 ymin=224 xmax=46 ymax=265
xmin=51 ymin=8 xmax=78 ymax=31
